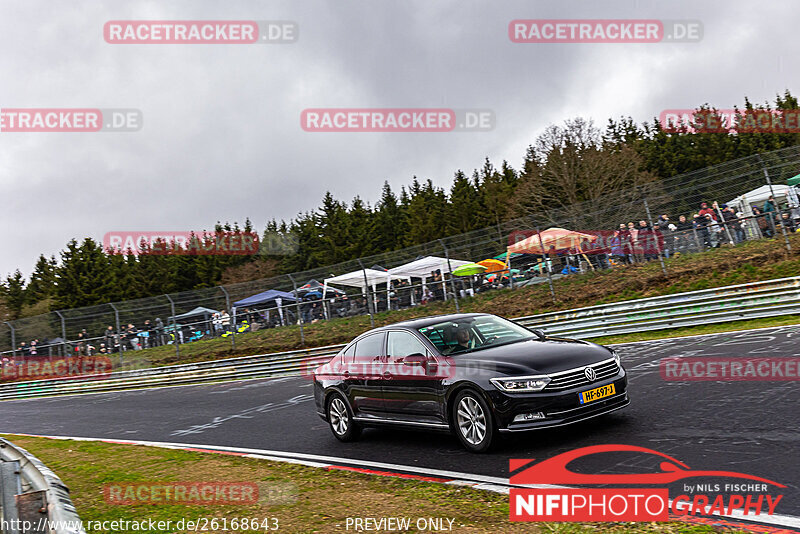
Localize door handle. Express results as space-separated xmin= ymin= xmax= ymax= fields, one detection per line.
xmin=383 ymin=371 xmax=392 ymax=378
xmin=343 ymin=370 xmax=350 ymax=378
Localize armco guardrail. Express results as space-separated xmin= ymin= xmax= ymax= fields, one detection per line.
xmin=516 ymin=276 xmax=800 ymax=338
xmin=0 ymin=437 xmax=85 ymax=533
xmin=1 ymin=277 xmax=799 ymax=400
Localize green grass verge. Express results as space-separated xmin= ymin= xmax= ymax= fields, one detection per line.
xmin=3 ymin=435 xmax=723 ymax=534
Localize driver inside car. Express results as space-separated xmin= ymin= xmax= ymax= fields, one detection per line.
xmin=444 ymin=324 xmax=477 ymax=354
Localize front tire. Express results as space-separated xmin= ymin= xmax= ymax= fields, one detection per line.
xmin=452 ymin=390 xmax=495 ymax=453
xmin=327 ymin=393 xmax=361 ymax=442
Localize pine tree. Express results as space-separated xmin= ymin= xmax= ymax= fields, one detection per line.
xmin=447 ymin=170 xmax=479 ymax=235
xmin=54 ymin=239 xmax=112 ymax=309
xmin=372 ymin=182 xmax=406 ymax=251
xmin=26 ymin=255 xmax=57 ymax=304
xmin=2 ymin=270 xmax=27 ymax=319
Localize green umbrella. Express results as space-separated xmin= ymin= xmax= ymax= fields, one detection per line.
xmin=453 ymin=263 xmax=488 ymax=276
xmin=788 ymin=173 xmax=800 ymax=187
xmin=493 ymin=252 xmax=522 ymax=260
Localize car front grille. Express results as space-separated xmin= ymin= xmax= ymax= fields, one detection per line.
xmin=544 ymin=359 xmax=620 ymax=391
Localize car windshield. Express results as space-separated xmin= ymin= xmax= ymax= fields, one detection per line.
xmin=417 ymin=315 xmax=535 ymax=355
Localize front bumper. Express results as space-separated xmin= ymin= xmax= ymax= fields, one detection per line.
xmin=490 ymin=373 xmax=629 ymax=432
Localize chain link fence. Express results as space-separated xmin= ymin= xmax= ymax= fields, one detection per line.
xmin=2 ymin=145 xmax=800 ymax=370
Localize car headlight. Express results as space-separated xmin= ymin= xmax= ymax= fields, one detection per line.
xmin=611 ymin=349 xmax=621 ymax=367
xmin=490 ymin=375 xmax=551 ymax=392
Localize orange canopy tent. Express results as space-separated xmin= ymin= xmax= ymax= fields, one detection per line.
xmin=476 ymin=258 xmax=507 ymax=273
xmin=507 ymin=227 xmax=597 ymax=255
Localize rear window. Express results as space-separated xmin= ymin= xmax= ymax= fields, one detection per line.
xmin=353 ymin=332 xmax=385 ymax=359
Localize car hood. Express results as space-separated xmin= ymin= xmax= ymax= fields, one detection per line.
xmin=452 ymin=337 xmax=614 ymax=376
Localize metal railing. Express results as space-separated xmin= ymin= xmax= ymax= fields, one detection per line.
xmin=0 ymin=438 xmax=85 ymax=534
xmin=1 ymin=276 xmax=798 ymax=400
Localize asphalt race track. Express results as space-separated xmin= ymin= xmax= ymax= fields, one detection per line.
xmin=2 ymin=326 xmax=799 ymax=518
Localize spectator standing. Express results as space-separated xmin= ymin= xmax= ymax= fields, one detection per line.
xmin=675 ymin=215 xmax=693 ymax=252
xmin=126 ymin=323 xmax=140 ymax=350
xmin=637 ymin=220 xmax=658 ymax=261
xmin=721 ymin=205 xmax=740 ymax=243
xmin=610 ymin=225 xmax=627 ymax=264
xmin=656 ymin=215 xmax=675 ymax=257
xmin=734 ymin=211 xmax=747 ymax=243
xmin=752 ymin=206 xmax=771 ymax=238
xmin=698 ymin=202 xmax=717 ymax=221
xmin=104 ymin=326 xmax=116 ymax=353
xmin=154 ymin=317 xmax=164 ymax=346
xmin=142 ymin=320 xmax=153 ymax=349
xmin=212 ymin=313 xmax=222 ymax=336
xmin=780 ymin=212 xmax=796 ymax=233
xmin=219 ymin=311 xmax=231 ymax=332
xmin=694 ymin=214 xmax=711 ymax=248
xmin=763 ymin=196 xmax=779 ymax=235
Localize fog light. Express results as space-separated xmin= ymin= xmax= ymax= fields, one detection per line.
xmin=513 ymin=412 xmax=546 ymax=422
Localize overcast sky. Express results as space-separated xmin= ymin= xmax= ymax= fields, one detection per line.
xmin=1 ymin=0 xmax=797 ymax=277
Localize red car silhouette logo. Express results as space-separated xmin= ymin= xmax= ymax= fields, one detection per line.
xmin=510 ymin=444 xmax=784 ymax=487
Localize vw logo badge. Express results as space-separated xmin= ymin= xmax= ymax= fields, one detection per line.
xmin=584 ymin=367 xmax=596 ymax=381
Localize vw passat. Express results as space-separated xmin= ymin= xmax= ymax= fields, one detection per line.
xmin=313 ymin=313 xmax=628 ymax=452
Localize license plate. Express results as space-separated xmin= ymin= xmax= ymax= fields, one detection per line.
xmin=579 ymin=383 xmax=615 ymax=404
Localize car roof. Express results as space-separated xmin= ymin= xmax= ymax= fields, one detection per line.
xmin=378 ymin=312 xmax=493 ymax=331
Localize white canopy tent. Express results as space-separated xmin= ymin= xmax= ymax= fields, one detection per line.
xmin=387 ymin=256 xmax=473 ymax=301
xmin=323 ymin=268 xmax=398 ymax=316
xmin=726 ymin=184 xmax=791 ymax=217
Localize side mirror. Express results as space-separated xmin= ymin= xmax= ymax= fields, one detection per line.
xmin=403 ymin=353 xmax=427 ymax=366
xmin=532 ymin=329 xmax=546 ymax=341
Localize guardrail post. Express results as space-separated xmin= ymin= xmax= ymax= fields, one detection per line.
xmin=287 ymin=274 xmax=305 ymax=347
xmin=219 ymin=287 xmax=235 ymax=351
xmin=54 ymin=310 xmax=66 ymax=359
xmin=536 ymin=227 xmax=557 ymax=304
xmin=108 ymin=303 xmax=123 ymax=366
xmin=164 ymin=294 xmax=180 ymax=358
xmin=0 ymin=460 xmax=22 ymax=534
xmin=759 ymin=154 xmax=791 ymax=252
xmin=643 ymin=195 xmax=668 ymax=275
xmin=4 ymin=322 xmax=15 ymax=359
xmin=438 ymin=239 xmax=460 ymax=313
xmin=357 ymin=259 xmax=375 ymax=328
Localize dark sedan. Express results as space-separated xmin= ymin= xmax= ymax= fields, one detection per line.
xmin=313 ymin=313 xmax=629 ymax=452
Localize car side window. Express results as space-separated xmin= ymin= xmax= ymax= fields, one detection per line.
xmin=353 ymin=332 xmax=385 ymax=359
xmin=387 ymin=331 xmax=429 ymax=359
xmin=341 ymin=342 xmax=357 ymax=362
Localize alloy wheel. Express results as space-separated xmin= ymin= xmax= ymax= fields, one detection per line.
xmin=456 ymin=395 xmax=487 ymax=445
xmin=329 ymin=397 xmax=349 ymax=435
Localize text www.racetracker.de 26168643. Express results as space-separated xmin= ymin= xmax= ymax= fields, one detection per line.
xmin=80 ymin=517 xmax=279 ymax=531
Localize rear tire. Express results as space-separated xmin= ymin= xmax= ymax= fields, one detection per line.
xmin=452 ymin=389 xmax=495 ymax=453
xmin=327 ymin=392 xmax=361 ymax=442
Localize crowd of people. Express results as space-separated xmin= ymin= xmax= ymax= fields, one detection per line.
xmin=576 ymin=199 xmax=799 ymax=269
xmin=5 ymin=197 xmax=799 ymax=361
